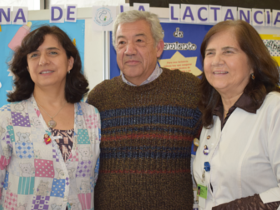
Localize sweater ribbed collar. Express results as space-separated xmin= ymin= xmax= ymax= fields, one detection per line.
xmin=117 ymin=68 xmax=170 ymax=92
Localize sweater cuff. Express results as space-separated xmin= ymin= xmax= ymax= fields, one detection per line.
xmin=212 ymin=194 xmax=280 ymax=210
xmin=260 ymin=187 xmax=280 ymax=203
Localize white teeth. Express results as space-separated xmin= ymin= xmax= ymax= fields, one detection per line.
xmin=214 ymin=71 xmax=227 ymax=74
xmin=41 ymin=71 xmax=52 ymax=74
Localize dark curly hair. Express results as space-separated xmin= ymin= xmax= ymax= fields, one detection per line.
xmin=200 ymin=20 xmax=280 ymax=128
xmin=7 ymin=25 xmax=89 ymax=103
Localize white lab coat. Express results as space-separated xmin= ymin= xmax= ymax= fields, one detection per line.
xmin=193 ymin=92 xmax=280 ymax=209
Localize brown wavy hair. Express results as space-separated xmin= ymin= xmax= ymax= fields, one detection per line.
xmin=7 ymin=25 xmax=88 ymax=103
xmin=200 ymin=20 xmax=280 ymax=128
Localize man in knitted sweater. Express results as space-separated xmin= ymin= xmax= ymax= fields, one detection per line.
xmin=88 ymin=10 xmax=201 ymax=210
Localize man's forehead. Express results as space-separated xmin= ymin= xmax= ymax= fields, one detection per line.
xmin=116 ymin=20 xmax=151 ymax=37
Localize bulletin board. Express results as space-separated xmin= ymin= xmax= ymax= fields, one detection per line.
xmin=109 ymin=19 xmax=280 ymax=79
xmin=109 ymin=23 xmax=212 ymax=78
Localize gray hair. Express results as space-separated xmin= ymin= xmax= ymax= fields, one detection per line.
xmin=112 ymin=10 xmax=164 ymax=48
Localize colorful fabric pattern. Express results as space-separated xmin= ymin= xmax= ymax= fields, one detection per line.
xmin=15 ymin=142 xmax=34 ymax=159
xmin=50 ymin=179 xmax=65 ymax=198
xmin=76 ymin=160 xmax=93 ymax=178
xmin=18 ymin=176 xmax=35 ymax=195
xmin=6 ymin=126 xmax=15 ymax=143
xmin=0 ymin=96 xmax=101 ymax=210
xmin=11 ymin=112 xmax=31 ymax=127
xmin=4 ymin=189 xmax=17 ymax=210
xmin=34 ymin=159 xmax=55 ymax=178
xmin=31 ymin=195 xmax=50 ymax=210
xmin=51 ymin=128 xmax=74 ymax=162
xmin=88 ymin=68 xmax=202 ymax=210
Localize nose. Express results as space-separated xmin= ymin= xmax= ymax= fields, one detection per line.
xmin=211 ymin=53 xmax=224 ymax=66
xmin=124 ymin=41 xmax=137 ymax=56
xmin=39 ymin=53 xmax=50 ymax=66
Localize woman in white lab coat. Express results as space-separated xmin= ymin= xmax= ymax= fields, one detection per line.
xmin=193 ymin=20 xmax=280 ymax=209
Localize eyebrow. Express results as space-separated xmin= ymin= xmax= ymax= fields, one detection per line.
xmin=47 ymin=47 xmax=60 ymax=50
xmin=205 ymin=46 xmax=238 ymax=52
xmin=29 ymin=47 xmax=60 ymax=53
xmin=117 ymin=33 xmax=146 ymax=40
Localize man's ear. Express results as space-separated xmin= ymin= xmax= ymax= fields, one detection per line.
xmin=156 ymin=39 xmax=164 ymax=58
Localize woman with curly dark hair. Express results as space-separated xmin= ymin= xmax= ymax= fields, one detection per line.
xmin=193 ymin=20 xmax=280 ymax=209
xmin=0 ymin=26 xmax=100 ymax=210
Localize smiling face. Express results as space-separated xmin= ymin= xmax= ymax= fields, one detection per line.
xmin=115 ymin=19 xmax=164 ymax=86
xmin=27 ymin=34 xmax=74 ymax=90
xmin=203 ymin=29 xmax=253 ymax=98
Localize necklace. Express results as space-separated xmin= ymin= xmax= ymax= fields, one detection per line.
xmin=37 ymin=102 xmax=67 ymax=128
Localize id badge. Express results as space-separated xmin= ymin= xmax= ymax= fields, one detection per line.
xmin=197 ymin=184 xmax=207 ymax=208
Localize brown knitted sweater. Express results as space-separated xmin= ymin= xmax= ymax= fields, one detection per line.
xmin=88 ymin=68 xmax=202 ymax=210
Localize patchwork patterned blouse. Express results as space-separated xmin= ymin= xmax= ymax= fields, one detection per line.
xmin=0 ymin=96 xmax=100 ymax=210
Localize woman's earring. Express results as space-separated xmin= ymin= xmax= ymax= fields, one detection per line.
xmin=251 ymin=73 xmax=255 ymax=80
xmin=68 ymin=70 xmax=71 ymax=74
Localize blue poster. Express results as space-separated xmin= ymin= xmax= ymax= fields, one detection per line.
xmin=0 ymin=20 xmax=85 ymax=108
xmin=160 ymin=23 xmax=212 ymax=76
xmin=109 ymin=22 xmax=213 ymax=79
